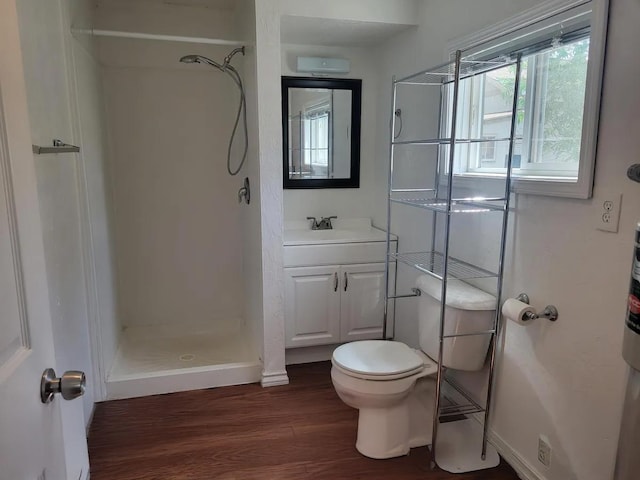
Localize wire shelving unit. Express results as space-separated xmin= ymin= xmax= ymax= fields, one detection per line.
xmin=383 ymin=50 xmax=522 ymax=469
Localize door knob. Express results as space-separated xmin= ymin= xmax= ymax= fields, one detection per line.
xmin=40 ymin=368 xmax=86 ymax=404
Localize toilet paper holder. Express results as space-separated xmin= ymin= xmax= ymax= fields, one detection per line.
xmin=515 ymin=293 xmax=559 ymax=322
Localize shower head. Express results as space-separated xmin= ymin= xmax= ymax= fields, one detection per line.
xmin=179 ymin=54 xmax=200 ymax=63
xmin=179 ymin=54 xmax=225 ymax=71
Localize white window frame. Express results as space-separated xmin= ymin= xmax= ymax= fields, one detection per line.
xmin=446 ymin=0 xmax=609 ymax=199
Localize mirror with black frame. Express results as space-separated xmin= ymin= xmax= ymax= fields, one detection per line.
xmin=282 ymin=76 xmax=361 ymax=189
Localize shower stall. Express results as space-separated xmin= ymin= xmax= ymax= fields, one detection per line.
xmin=84 ymin=0 xmax=265 ymax=399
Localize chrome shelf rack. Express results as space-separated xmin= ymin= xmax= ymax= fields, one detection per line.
xmin=383 ymin=50 xmax=522 ymax=467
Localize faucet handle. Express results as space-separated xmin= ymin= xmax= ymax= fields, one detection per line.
xmin=306 ymin=216 xmax=318 ymax=228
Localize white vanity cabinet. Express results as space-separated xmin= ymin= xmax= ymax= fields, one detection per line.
xmin=283 ymin=220 xmax=397 ymax=349
xmin=284 ymin=265 xmax=341 ymax=347
xmin=284 ymin=262 xmax=393 ymax=348
xmin=340 ymin=263 xmax=389 ymax=342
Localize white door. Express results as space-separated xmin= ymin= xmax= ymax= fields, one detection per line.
xmin=0 ymin=0 xmax=86 ymax=478
xmin=340 ymin=263 xmax=393 ymax=342
xmin=284 ymin=265 xmax=341 ymax=348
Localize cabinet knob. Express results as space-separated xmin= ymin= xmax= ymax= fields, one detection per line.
xmin=334 ymin=272 xmax=338 ymax=292
xmin=344 ymin=272 xmax=348 ymax=291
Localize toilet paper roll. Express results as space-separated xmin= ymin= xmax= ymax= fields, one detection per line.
xmin=502 ymin=298 xmax=536 ymax=325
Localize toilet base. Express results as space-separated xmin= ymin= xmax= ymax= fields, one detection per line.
xmin=354 ymin=377 xmax=436 ymax=459
xmin=356 ymin=404 xmax=410 ymax=459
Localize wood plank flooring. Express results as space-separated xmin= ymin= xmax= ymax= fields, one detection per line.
xmin=88 ymin=362 xmax=520 ymax=479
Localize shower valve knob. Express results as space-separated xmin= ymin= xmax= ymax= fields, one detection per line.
xmin=238 ymin=177 xmax=250 ymax=205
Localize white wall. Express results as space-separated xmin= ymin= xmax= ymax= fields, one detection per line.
xmin=374 ymin=1 xmax=634 ymax=479
xmin=94 ymin=0 xmax=237 ymax=40
xmin=97 ymin=4 xmax=245 ymax=329
xmin=491 ymin=1 xmax=637 ymax=477
xmin=251 ymin=0 xmax=421 ymax=386
xmin=281 ymin=43 xmax=379 ymax=222
xmin=278 ymin=0 xmax=419 ymax=25
xmin=253 ymin=0 xmax=288 ymax=386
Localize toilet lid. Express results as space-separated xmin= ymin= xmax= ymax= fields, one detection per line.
xmin=332 ymin=340 xmax=425 ymax=377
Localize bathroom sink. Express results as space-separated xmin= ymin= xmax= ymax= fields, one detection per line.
xmin=283 ymin=218 xmax=394 ymax=246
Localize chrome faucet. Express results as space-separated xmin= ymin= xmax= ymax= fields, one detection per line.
xmin=306 ymin=216 xmax=337 ymax=230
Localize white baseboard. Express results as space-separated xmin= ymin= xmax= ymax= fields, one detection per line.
xmin=261 ymin=370 xmax=289 ymax=387
xmin=488 ymin=428 xmax=547 ymax=480
xmin=85 ymin=403 xmax=96 ymax=435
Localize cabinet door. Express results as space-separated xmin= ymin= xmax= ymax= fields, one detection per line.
xmin=284 ymin=265 xmax=341 ymax=348
xmin=340 ymin=263 xmax=394 ymax=342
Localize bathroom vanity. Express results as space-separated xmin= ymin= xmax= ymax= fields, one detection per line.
xmin=283 ymin=219 xmax=397 ymax=349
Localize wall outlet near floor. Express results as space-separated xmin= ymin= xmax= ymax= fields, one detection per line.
xmin=595 ymin=193 xmax=622 ymax=233
xmin=538 ymin=435 xmax=552 ymax=467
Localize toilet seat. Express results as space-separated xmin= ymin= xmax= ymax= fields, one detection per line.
xmin=332 ymin=340 xmax=434 ymax=381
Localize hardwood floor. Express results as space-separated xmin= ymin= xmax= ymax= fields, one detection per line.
xmin=88 ymin=362 xmax=520 ymax=479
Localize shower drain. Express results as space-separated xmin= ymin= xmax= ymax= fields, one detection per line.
xmin=179 ymin=354 xmax=196 ymax=362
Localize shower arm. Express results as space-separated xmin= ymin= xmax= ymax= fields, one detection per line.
xmin=223 ymin=47 xmax=245 ymax=69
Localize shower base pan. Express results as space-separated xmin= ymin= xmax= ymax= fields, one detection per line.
xmin=106 ymin=320 xmax=262 ymax=400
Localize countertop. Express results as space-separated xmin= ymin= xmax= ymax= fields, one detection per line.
xmin=283 ymin=218 xmax=396 ymax=246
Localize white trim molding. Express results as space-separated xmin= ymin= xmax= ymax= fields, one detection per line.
xmin=261 ymin=369 xmax=290 ymax=387
xmin=0 ymin=83 xmax=31 ymax=377
xmin=489 ymin=428 xmax=548 ymax=480
xmin=446 ymin=0 xmax=591 ymax=55
xmin=446 ymin=0 xmax=610 ymax=199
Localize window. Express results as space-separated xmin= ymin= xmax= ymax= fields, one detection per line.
xmin=447 ymin=0 xmax=609 ymax=198
xmin=301 ymin=102 xmax=331 ymax=177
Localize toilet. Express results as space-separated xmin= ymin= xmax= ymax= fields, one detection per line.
xmin=331 ymin=274 xmax=496 ymax=459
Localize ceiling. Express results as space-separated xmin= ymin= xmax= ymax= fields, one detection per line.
xmin=280 ymin=16 xmax=415 ymax=47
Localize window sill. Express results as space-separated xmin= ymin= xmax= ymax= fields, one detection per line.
xmin=441 ymin=172 xmax=589 ymax=199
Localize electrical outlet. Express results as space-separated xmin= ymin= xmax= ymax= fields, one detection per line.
xmin=596 ymin=193 xmax=622 ymax=233
xmin=538 ymin=436 xmax=551 ymax=467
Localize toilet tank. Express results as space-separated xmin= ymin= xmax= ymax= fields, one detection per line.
xmin=416 ymin=275 xmax=496 ymax=371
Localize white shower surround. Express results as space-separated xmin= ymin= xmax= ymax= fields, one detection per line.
xmin=107 ymin=320 xmax=261 ymax=399
xmin=90 ymin=0 xmax=267 ymax=398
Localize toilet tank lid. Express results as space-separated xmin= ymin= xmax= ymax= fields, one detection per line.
xmin=415 ymin=275 xmax=496 ymax=311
